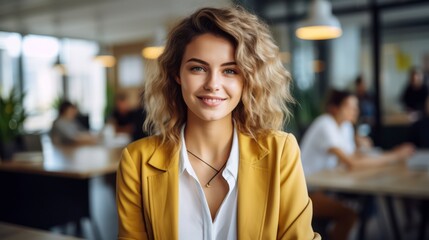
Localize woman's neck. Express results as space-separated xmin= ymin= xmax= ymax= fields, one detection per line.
xmin=184 ymin=117 xmax=234 ymax=164
xmin=328 ymin=112 xmax=345 ymax=126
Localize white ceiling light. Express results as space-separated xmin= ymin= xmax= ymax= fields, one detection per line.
xmin=53 ymin=40 xmax=67 ymax=76
xmin=142 ymin=46 xmax=165 ymax=60
xmin=93 ymin=11 xmax=116 ymax=67
xmin=51 ymin=2 xmax=68 ymax=75
xmin=94 ymin=45 xmax=116 ymax=68
xmin=142 ymin=28 xmax=166 ymax=60
xmin=296 ymin=0 xmax=342 ymax=40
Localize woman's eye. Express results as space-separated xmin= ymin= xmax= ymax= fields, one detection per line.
xmin=224 ymin=69 xmax=237 ymax=75
xmin=190 ymin=66 xmax=205 ymax=72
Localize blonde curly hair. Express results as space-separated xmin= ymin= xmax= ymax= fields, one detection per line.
xmin=144 ymin=6 xmax=293 ymax=144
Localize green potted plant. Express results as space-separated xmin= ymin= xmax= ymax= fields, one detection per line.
xmin=285 ymin=87 xmax=322 ymax=141
xmin=0 ymin=87 xmax=26 ymax=160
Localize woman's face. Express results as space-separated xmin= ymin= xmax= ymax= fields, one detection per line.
xmin=411 ymin=72 xmax=423 ymax=88
xmin=337 ymin=96 xmax=359 ymax=123
xmin=64 ymin=106 xmax=78 ymax=120
xmin=176 ymin=33 xmax=243 ymax=123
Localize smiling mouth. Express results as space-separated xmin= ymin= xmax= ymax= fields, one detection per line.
xmin=197 ymin=96 xmax=227 ymax=106
xmin=198 ymin=97 xmax=226 ymax=103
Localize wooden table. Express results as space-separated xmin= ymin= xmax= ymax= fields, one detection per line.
xmin=383 ymin=112 xmax=417 ymax=126
xmin=0 ymin=222 xmax=83 ymax=240
xmin=306 ymin=163 xmax=429 ymax=199
xmin=306 ymin=152 xmax=429 ymax=240
xmin=0 ymin=143 xmax=122 ymax=178
xmin=0 ymin=140 xmax=124 ymax=239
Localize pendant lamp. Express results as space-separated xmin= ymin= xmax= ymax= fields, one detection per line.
xmin=52 ymin=39 xmax=67 ymax=75
xmin=53 ymin=54 xmax=67 ymax=75
xmin=142 ymin=46 xmax=164 ymax=60
xmin=296 ymin=0 xmax=342 ymax=40
xmin=93 ymin=12 xmax=116 ymax=67
xmin=142 ymin=28 xmax=166 ymax=59
xmin=95 ymin=45 xmax=116 ymax=68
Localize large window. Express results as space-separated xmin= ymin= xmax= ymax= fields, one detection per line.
xmin=22 ymin=35 xmax=61 ymax=129
xmin=62 ymin=39 xmax=105 ymax=130
xmin=0 ymin=33 xmax=106 ymax=132
xmin=0 ymin=32 xmax=21 ymax=97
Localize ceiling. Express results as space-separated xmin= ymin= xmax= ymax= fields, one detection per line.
xmin=0 ymin=0 xmax=231 ymax=45
xmin=1 ymin=0 xmax=428 ymax=46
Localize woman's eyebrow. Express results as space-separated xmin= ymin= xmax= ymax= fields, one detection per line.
xmin=186 ymin=58 xmax=237 ymax=67
xmin=221 ymin=62 xmax=237 ymax=67
xmin=186 ymin=58 xmax=209 ymax=65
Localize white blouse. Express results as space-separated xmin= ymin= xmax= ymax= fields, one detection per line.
xmin=300 ymin=114 xmax=356 ymax=176
xmin=178 ymin=126 xmax=239 ymax=240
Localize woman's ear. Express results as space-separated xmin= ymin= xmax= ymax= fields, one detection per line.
xmin=175 ymin=75 xmax=181 ymax=85
xmin=327 ymin=105 xmax=337 ymax=115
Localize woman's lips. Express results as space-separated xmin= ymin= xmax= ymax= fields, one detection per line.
xmin=198 ymin=96 xmax=226 ymax=106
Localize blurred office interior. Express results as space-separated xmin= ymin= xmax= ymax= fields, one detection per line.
xmin=0 ymin=0 xmax=429 ymax=239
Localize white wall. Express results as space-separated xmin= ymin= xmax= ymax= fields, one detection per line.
xmin=330 ymin=26 xmax=362 ymax=90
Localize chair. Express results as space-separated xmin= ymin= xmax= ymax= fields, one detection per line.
xmin=19 ymin=133 xmax=43 ymax=152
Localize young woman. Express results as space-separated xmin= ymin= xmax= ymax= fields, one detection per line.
xmin=401 ymin=67 xmax=428 ymax=114
xmin=50 ymin=101 xmax=98 ymax=145
xmin=116 ymin=7 xmax=320 ymax=240
xmin=300 ymin=89 xmax=414 ymax=240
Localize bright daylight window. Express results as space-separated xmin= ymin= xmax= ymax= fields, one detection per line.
xmin=0 ymin=32 xmax=21 ymax=97
xmin=16 ymin=35 xmax=106 ymax=132
xmin=22 ymin=35 xmax=61 ymax=131
xmin=62 ymin=39 xmax=106 ymax=131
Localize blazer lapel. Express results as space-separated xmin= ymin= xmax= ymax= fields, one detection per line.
xmin=146 ymin=143 xmax=180 ymax=240
xmin=237 ymin=132 xmax=269 ymax=240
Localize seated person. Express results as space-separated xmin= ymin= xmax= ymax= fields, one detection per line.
xmin=50 ymin=101 xmax=98 ymax=145
xmin=409 ymin=97 xmax=429 ymax=148
xmin=300 ymin=89 xmax=414 ymax=240
xmin=108 ymin=92 xmax=148 ymax=141
xmin=130 ymin=106 xmax=148 ymax=141
xmin=401 ymin=67 xmax=428 ymax=115
xmin=423 ymin=53 xmax=429 ymax=89
xmin=355 ymin=75 xmax=375 ymax=126
xmin=109 ymin=93 xmax=134 ymax=135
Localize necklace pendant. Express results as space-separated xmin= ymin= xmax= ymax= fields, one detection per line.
xmin=205 ymin=183 xmax=211 ymax=188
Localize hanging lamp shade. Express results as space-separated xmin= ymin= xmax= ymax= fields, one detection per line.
xmin=142 ymin=28 xmax=166 ymax=59
xmin=142 ymin=46 xmax=165 ymax=60
xmin=52 ymin=39 xmax=67 ymax=75
xmin=94 ymin=45 xmax=116 ymax=68
xmin=53 ymin=55 xmax=67 ymax=75
xmin=296 ymin=0 xmax=342 ymax=40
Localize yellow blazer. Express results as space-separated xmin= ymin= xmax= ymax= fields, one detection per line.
xmin=117 ymin=131 xmax=321 ymax=240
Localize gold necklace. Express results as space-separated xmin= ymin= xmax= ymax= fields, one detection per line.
xmin=187 ymin=150 xmax=228 ymax=188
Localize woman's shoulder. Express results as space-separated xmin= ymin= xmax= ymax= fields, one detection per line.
xmin=314 ymin=114 xmax=334 ymax=124
xmin=125 ymin=135 xmax=163 ymax=155
xmin=256 ymin=130 xmax=299 ymax=148
xmin=307 ymin=114 xmax=338 ymax=132
xmin=263 ymin=130 xmax=292 ymax=139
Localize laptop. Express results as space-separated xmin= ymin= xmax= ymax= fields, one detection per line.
xmin=407 ymin=150 xmax=429 ymax=170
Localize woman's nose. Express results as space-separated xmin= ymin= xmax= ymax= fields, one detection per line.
xmin=203 ymin=71 xmax=220 ymax=92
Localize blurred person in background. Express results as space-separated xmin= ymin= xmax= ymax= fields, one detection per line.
xmin=50 ymin=101 xmax=99 ymax=145
xmin=401 ymin=67 xmax=428 ymax=115
xmin=108 ymin=91 xmax=148 ymax=141
xmin=405 ymin=96 xmax=429 ymax=233
xmin=300 ymin=89 xmax=414 ymax=240
xmin=354 ymin=75 xmax=375 ymax=127
xmin=130 ymin=90 xmax=149 ymax=141
xmin=109 ymin=92 xmax=135 ymax=135
xmin=409 ymin=97 xmax=429 ymax=148
xmin=423 ymin=53 xmax=429 ymax=87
